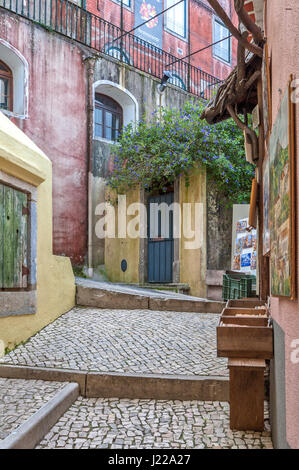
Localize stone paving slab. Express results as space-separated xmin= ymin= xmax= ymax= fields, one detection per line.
xmin=0 ymin=308 xmax=228 ymax=377
xmin=0 ymin=378 xmax=66 ymax=441
xmin=36 ymin=397 xmax=273 ymax=449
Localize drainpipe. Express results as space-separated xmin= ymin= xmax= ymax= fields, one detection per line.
xmin=85 ymin=56 xmax=96 ymax=278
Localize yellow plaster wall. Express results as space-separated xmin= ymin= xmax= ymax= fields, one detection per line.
xmin=179 ymin=167 xmax=207 ymax=298
xmin=105 ymin=188 xmax=140 ymax=283
xmin=104 ymin=169 xmax=207 ymax=298
xmin=0 ymin=113 xmax=75 ymax=351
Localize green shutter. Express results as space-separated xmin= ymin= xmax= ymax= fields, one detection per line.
xmin=0 ymin=183 xmax=28 ymax=289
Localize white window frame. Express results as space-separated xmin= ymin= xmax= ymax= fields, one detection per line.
xmin=164 ymin=0 xmax=188 ymax=40
xmin=213 ymin=16 xmax=231 ymax=65
xmin=112 ymin=0 xmax=133 ymax=11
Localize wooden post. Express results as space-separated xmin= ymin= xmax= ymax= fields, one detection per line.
xmin=257 ymin=78 xmax=270 ymax=300
xmin=228 ymin=358 xmax=266 ymax=431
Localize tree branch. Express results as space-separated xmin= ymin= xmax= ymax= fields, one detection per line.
xmin=234 ymin=0 xmax=264 ymax=43
xmin=245 ymin=70 xmax=261 ymax=90
xmin=205 ymin=0 xmax=263 ymax=57
xmin=227 ymin=104 xmax=259 ymax=161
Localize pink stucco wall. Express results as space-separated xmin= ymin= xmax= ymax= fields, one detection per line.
xmin=0 ymin=11 xmax=88 ymax=265
xmin=266 ymin=0 xmax=299 ymax=449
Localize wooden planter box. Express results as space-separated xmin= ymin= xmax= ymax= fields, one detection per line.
xmin=217 ymin=307 xmax=273 ymax=359
xmin=226 ymin=299 xmax=266 ymax=308
xmin=221 ymin=307 xmax=269 ymax=320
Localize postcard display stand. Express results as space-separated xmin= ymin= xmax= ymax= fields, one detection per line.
xmin=217 ymin=299 xmax=273 ymax=431
xmin=232 ymin=218 xmax=257 ymax=273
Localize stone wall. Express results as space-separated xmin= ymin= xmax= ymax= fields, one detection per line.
xmin=207 ymin=186 xmax=232 ymax=271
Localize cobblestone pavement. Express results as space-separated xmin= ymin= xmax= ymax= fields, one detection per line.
xmin=0 ymin=378 xmax=66 ymax=440
xmin=1 ymin=308 xmax=228 ymax=376
xmin=36 ymin=398 xmax=273 ymax=449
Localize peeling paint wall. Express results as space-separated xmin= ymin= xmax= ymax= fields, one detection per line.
xmin=0 ymin=11 xmax=88 ymax=265
xmin=207 ymin=186 xmax=232 ymax=270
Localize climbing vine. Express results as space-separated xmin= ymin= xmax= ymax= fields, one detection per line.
xmin=107 ymin=100 xmax=255 ymax=205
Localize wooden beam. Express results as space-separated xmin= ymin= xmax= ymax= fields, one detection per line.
xmin=237 ymin=31 xmax=247 ymax=86
xmin=234 ymin=0 xmax=264 ymax=43
xmin=257 ymin=78 xmax=270 ymax=301
xmin=206 ymin=0 xmax=263 ymax=57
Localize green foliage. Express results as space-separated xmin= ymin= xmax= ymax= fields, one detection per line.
xmin=108 ymin=100 xmax=255 ymax=205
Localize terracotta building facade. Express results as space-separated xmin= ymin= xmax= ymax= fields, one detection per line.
xmin=85 ymin=0 xmax=238 ymax=82
xmin=0 ymin=0 xmax=237 ymax=289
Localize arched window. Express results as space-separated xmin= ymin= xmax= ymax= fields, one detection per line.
xmin=94 ymin=93 xmax=123 ymax=142
xmin=0 ymin=60 xmax=13 ymax=111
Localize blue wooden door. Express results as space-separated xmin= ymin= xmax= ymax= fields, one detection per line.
xmin=147 ymin=192 xmax=174 ymax=283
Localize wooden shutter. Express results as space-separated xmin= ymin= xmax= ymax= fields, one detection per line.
xmin=0 ymin=183 xmax=29 ymax=289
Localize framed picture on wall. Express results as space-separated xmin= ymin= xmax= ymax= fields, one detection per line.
xmin=269 ymin=77 xmax=296 ymax=299
xmin=263 ymin=155 xmax=270 ymax=255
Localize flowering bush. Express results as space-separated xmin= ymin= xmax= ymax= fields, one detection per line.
xmin=108 ymin=100 xmax=255 ymax=205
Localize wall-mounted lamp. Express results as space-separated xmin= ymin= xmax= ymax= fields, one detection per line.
xmin=158 ymin=71 xmax=173 ymax=94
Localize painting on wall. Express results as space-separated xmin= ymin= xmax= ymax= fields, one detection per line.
xmin=263 ymin=155 xmax=270 ymax=255
xmin=241 ymin=252 xmax=252 ymax=269
xmin=269 ymin=79 xmax=296 ymax=298
xmin=251 ymin=251 xmax=257 ymax=271
xmin=232 ymin=254 xmax=241 ymax=271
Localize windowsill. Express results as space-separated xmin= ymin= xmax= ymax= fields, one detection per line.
xmin=164 ymin=27 xmax=188 ymax=43
xmin=1 ymin=108 xmax=27 ymax=119
xmin=110 ymin=0 xmax=133 ymax=12
xmin=0 ymin=290 xmax=37 ymax=318
xmin=93 ymin=135 xmax=118 ymax=145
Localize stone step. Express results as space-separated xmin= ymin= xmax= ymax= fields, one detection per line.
xmin=0 ymin=379 xmax=79 ymax=449
xmin=129 ymin=283 xmax=190 ymax=295
xmin=0 ymin=364 xmax=229 ymax=402
xmin=75 ymin=278 xmax=225 ymax=314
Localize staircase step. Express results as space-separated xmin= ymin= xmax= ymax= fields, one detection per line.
xmin=130 ymin=283 xmax=190 ymax=295
xmin=0 ymin=364 xmax=229 ymax=402
xmin=0 ymin=381 xmax=79 ymax=449
xmin=76 ymin=278 xmax=224 ymax=314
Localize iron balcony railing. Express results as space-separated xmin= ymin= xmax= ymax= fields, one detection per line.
xmin=0 ymin=0 xmax=221 ymax=100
